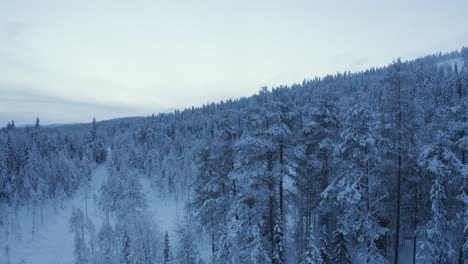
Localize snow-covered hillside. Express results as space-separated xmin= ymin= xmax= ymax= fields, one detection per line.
xmin=0 ymin=163 xmax=197 ymax=264
xmin=1 ymin=49 xmax=467 ymax=263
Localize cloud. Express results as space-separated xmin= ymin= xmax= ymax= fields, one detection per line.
xmin=0 ymin=85 xmax=158 ymax=125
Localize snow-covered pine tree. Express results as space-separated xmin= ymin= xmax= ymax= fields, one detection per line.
xmin=418 ymin=178 xmax=453 ymax=263
xmin=417 ymin=130 xmax=463 ymax=263
xmin=192 ymin=142 xmax=228 ymax=256
xmin=70 ymin=208 xmax=86 ymax=241
xmin=272 ymin=210 xmax=285 ymax=264
xmin=97 ymin=222 xmax=114 ymax=264
xmin=301 ymin=223 xmax=323 ymax=264
xmin=448 ymin=100 xmax=467 ymax=263
xmin=86 ymin=117 xmax=107 ymax=164
xmin=120 ymin=230 xmax=131 ymax=264
xmin=323 ymin=102 xmax=387 ymax=262
xmin=86 ymin=218 xmax=96 ymax=263
xmin=247 ymin=224 xmax=270 ymax=264
xmin=175 ymin=221 xmax=199 ymax=264
xmin=319 ymin=225 xmax=330 ymax=263
xmin=55 ymin=181 xmax=66 ymax=209
xmin=381 ymin=58 xmax=421 ymax=264
xmin=296 ymin=99 xmax=340 ymax=255
xmin=74 ymin=231 xmax=89 ymax=264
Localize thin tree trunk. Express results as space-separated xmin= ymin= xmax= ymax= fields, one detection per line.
xmin=394 ymin=150 xmax=402 ymax=264
xmin=32 ymin=203 xmax=35 ymax=240
xmin=412 ymin=185 xmax=418 ymax=264
xmin=5 ymin=246 xmax=10 ymax=264
xmin=40 ymin=203 xmax=44 ymax=225
xmin=279 ymin=142 xmax=284 ymax=216
xmin=269 ymin=183 xmax=274 ymax=247
xmin=394 ymin=66 xmax=402 ymax=264
xmin=85 ymin=189 xmax=88 ymax=221
xmin=211 ymin=216 xmax=215 ymax=255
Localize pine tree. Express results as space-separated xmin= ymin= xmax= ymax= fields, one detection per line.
xmin=381 ymin=58 xmax=420 ymax=264
xmin=318 ymin=225 xmax=330 ymax=263
xmin=323 ymin=102 xmax=387 ymax=261
xmin=91 ymin=117 xmax=97 ymax=143
xmin=87 ymin=117 xmax=107 ymax=164
xmin=418 ymin=178 xmax=453 ymax=263
xmin=70 ymin=208 xmax=86 ymax=241
xmin=247 ymin=225 xmax=270 ymax=264
xmin=163 ymin=230 xmax=172 ymax=264
xmin=191 ymin=144 xmax=225 ymax=255
xmin=330 ymin=230 xmax=351 ymax=264
xmin=301 ymin=223 xmax=323 ymax=264
xmin=175 ymin=221 xmax=199 ymax=264
xmin=35 ymin=117 xmax=40 ymax=129
xmin=272 ymin=210 xmax=285 ymax=264
xmin=55 ymin=181 xmax=66 ymax=209
xmin=74 ymin=232 xmax=89 ymax=264
xmin=296 ymin=99 xmax=340 ymax=252
xmin=97 ymin=222 xmax=114 ymax=264
xmin=120 ymin=230 xmax=131 ymax=264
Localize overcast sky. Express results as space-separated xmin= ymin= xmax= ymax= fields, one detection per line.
xmin=1 ymin=0 xmax=468 ymax=125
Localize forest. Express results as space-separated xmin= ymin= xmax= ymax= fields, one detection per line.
xmin=0 ymin=48 xmax=467 ymax=264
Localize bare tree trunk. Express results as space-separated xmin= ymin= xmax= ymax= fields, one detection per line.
xmin=32 ymin=203 xmax=36 ymax=240
xmin=412 ymin=185 xmax=418 ymax=264
xmin=4 ymin=245 xmax=10 ymax=264
xmin=85 ymin=189 xmax=88 ymax=221
xmin=40 ymin=201 xmax=44 ymax=225
xmin=279 ymin=142 xmax=284 ymax=216
xmin=211 ymin=216 xmax=215 ymax=255
xmin=394 ymin=154 xmax=401 ymax=264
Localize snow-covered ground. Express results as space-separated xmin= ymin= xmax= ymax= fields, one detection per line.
xmin=0 ymin=164 xmax=201 ymax=264
xmin=141 ymin=177 xmax=211 ymax=262
xmin=0 ymin=165 xmax=107 ymax=264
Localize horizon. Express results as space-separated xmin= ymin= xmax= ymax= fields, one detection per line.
xmin=2 ymin=0 xmax=468 ymax=125
xmin=3 ymin=47 xmax=467 ymax=128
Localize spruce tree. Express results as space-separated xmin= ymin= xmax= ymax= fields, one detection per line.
xmin=163 ymin=230 xmax=172 ymax=264
xmin=418 ymin=178 xmax=453 ymax=263
xmin=330 ymin=230 xmax=351 ymax=264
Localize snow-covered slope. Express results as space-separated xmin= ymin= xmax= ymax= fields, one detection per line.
xmin=0 ymin=164 xmax=189 ymax=264
xmin=0 ymin=165 xmax=107 ymax=264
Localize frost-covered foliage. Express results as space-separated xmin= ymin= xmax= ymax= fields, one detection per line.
xmin=1 ymin=48 xmax=468 ymax=263
xmin=418 ymin=178 xmax=453 ymax=263
xmin=301 ymin=223 xmax=323 ymax=264
xmin=175 ymin=220 xmax=200 ymax=264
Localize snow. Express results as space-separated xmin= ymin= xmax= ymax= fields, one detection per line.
xmin=0 ymin=164 xmax=195 ymax=264
xmin=0 ymin=165 xmax=107 ymax=264
xmin=140 ymin=177 xmax=181 ymax=241
xmin=399 ymin=244 xmax=414 ymax=264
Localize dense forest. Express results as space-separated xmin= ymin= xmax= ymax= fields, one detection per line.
xmin=1 ymin=48 xmax=467 ymax=263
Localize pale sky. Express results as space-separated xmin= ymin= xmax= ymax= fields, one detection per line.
xmin=1 ymin=0 xmax=467 ymax=125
